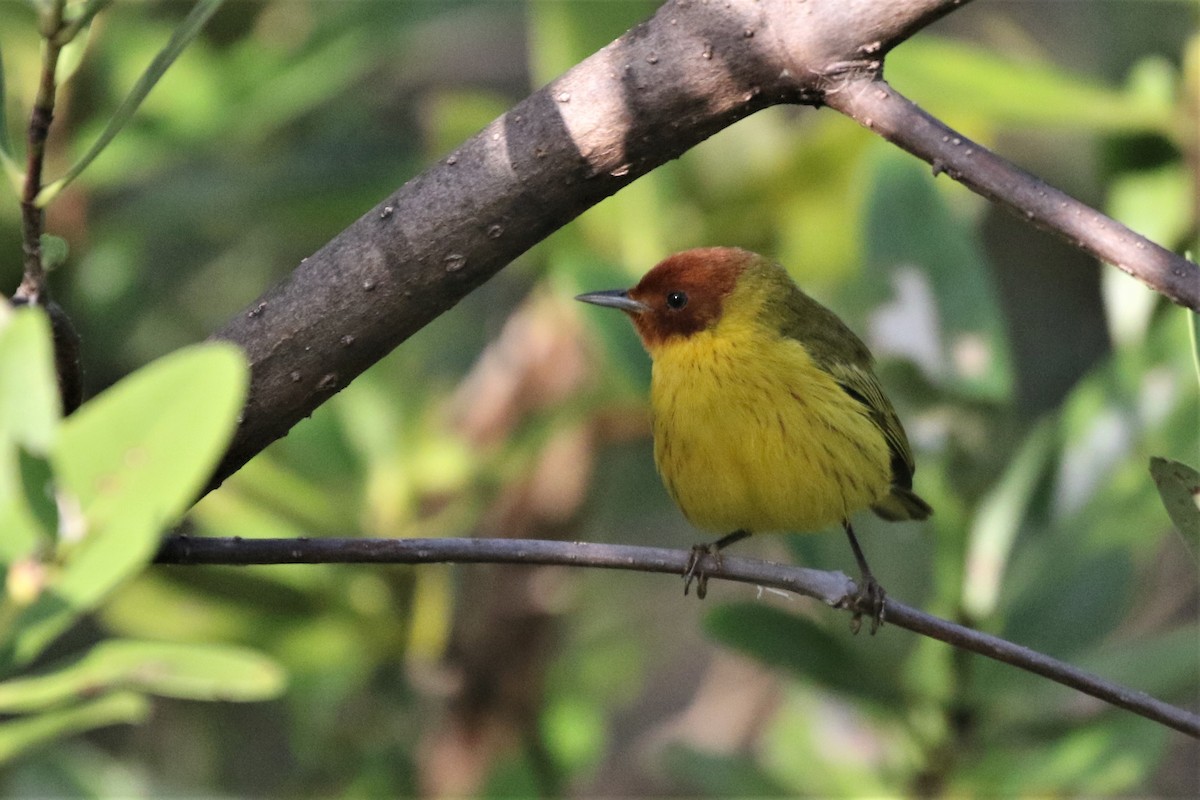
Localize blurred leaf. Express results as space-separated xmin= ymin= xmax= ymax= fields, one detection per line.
xmin=1148 ymin=457 xmax=1199 ymax=548
xmin=759 ymin=685 xmax=895 ymax=796
xmin=528 ymin=0 xmax=654 ymax=86
xmin=888 ymin=36 xmax=1173 ymax=134
xmin=38 ymin=233 xmax=68 ymax=270
xmin=0 ymin=307 xmax=59 ymax=456
xmin=16 ymin=448 xmax=56 ymax=543
xmin=2 ymin=343 xmax=247 ymax=668
xmin=1075 ymin=624 xmax=1200 ymax=702
xmin=861 ymin=147 xmax=1014 ymax=401
xmin=1103 ymin=165 xmax=1193 ymax=346
xmin=772 ymin=116 xmax=872 ymax=284
xmin=0 ymin=690 xmax=149 ymax=764
xmin=194 ymin=455 xmax=351 ymax=540
xmin=406 ymin=564 xmax=452 ymax=664
xmin=0 ymin=639 xmax=284 ymax=712
xmin=954 ymin=716 xmax=1164 ymax=796
xmin=53 ymin=10 xmax=95 ymax=86
xmin=705 ymin=603 xmax=901 ymax=709
xmin=542 ymin=694 xmax=606 ymax=775
xmin=1053 ymin=308 xmax=1197 ymax=531
xmin=975 ymin=624 xmax=1200 ymax=732
xmin=53 ymin=341 xmax=246 ymax=542
xmin=662 ymin=744 xmax=792 ymax=797
xmin=1108 ymin=164 xmax=1192 ymax=256
xmin=36 ymin=0 xmax=227 ymax=205
xmin=0 ymin=39 xmax=20 ymax=187
xmin=999 ymin=546 xmax=1132 ymax=660
xmin=231 ymin=31 xmax=377 ymax=148
xmin=963 ymin=420 xmax=1055 ymax=619
xmin=0 ymin=308 xmax=60 ymax=564
xmin=419 ymin=88 xmax=510 ymax=160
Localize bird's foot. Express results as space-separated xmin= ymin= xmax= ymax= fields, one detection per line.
xmin=848 ymin=574 xmax=886 ymax=635
xmin=683 ymin=544 xmax=720 ymax=600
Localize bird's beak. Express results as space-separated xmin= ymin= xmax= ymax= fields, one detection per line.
xmin=575 ymin=289 xmax=649 ymax=315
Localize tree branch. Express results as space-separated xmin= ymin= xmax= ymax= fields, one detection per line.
xmin=155 ymin=535 xmax=1200 ymax=739
xmin=204 ymin=0 xmax=1197 ymax=491
xmin=821 ymin=75 xmax=1200 ymax=309
xmin=17 ymin=0 xmax=68 ymax=303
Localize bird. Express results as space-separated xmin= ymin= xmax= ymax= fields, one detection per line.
xmin=576 ymin=247 xmax=931 ymax=633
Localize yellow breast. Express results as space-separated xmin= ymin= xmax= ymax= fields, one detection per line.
xmin=648 ymin=325 xmax=892 ymax=535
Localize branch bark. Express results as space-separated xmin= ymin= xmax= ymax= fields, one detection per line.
xmin=154 ymin=535 xmax=1200 ymax=739
xmin=821 ymin=76 xmax=1199 ymax=308
xmin=203 ymin=0 xmax=1197 ymax=489
xmin=17 ymin=0 xmax=67 ymax=303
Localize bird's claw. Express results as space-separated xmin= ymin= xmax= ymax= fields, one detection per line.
xmin=848 ymin=575 xmax=886 ymax=635
xmin=683 ymin=544 xmax=720 ymax=600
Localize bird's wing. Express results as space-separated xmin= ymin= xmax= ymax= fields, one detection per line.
xmin=827 ymin=361 xmax=917 ymax=488
xmin=770 ymin=282 xmax=917 ymax=486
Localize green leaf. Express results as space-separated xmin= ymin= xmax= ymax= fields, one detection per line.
xmin=887 ymin=36 xmax=1173 ymax=135
xmin=0 ymin=690 xmax=149 ymax=764
xmin=0 ymin=639 xmax=285 ymax=712
xmin=528 ymin=0 xmax=657 ymax=87
xmin=1077 ymin=624 xmax=1200 ymax=705
xmin=2 ymin=343 xmax=247 ymax=668
xmin=1102 ymin=168 xmax=1194 ymax=346
xmin=704 ymin=603 xmax=900 ymax=708
xmin=662 ymin=744 xmax=792 ymax=797
xmin=0 ymin=307 xmax=60 ymax=456
xmin=55 ymin=341 xmax=247 ymax=539
xmin=954 ymin=716 xmax=1163 ymax=796
xmin=0 ymin=39 xmax=19 ymax=185
xmin=1000 ymin=546 xmax=1132 ymax=659
xmin=1148 ymin=457 xmax=1199 ymax=550
xmin=53 ymin=9 xmax=95 ymax=86
xmin=962 ymin=420 xmax=1056 ymax=619
xmin=861 ymin=146 xmax=1014 ymax=401
xmin=0 ymin=308 xmax=61 ymax=564
xmin=35 ymin=0 xmax=227 ymax=205
xmin=16 ymin=448 xmax=57 ymax=544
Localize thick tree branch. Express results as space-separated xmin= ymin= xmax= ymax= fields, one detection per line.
xmin=821 ymin=76 xmax=1200 ymax=309
xmin=155 ymin=535 xmax=1200 ymax=739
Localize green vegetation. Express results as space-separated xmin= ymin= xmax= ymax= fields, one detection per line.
xmin=1 ymin=1 xmax=1196 ymax=796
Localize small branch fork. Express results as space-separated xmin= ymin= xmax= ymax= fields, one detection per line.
xmin=155 ymin=535 xmax=1200 ymax=739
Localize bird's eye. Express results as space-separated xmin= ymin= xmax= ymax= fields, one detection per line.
xmin=666 ymin=291 xmax=688 ymax=310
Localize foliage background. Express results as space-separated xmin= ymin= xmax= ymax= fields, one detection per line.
xmin=1 ymin=0 xmax=1197 ymax=796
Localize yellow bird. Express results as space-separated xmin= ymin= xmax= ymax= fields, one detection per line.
xmin=577 ymin=247 xmax=931 ymax=632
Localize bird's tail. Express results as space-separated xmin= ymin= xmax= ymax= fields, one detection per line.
xmin=871 ymin=487 xmax=933 ymax=522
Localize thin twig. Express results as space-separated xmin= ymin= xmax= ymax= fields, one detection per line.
xmin=17 ymin=0 xmax=69 ymax=302
xmin=822 ymin=75 xmax=1200 ymax=310
xmin=155 ymin=535 xmax=1200 ymax=738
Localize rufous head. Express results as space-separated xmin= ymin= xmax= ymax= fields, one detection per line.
xmin=576 ymin=247 xmax=761 ymax=348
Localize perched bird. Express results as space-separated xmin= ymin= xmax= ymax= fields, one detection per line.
xmin=576 ymin=247 xmax=931 ymax=632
